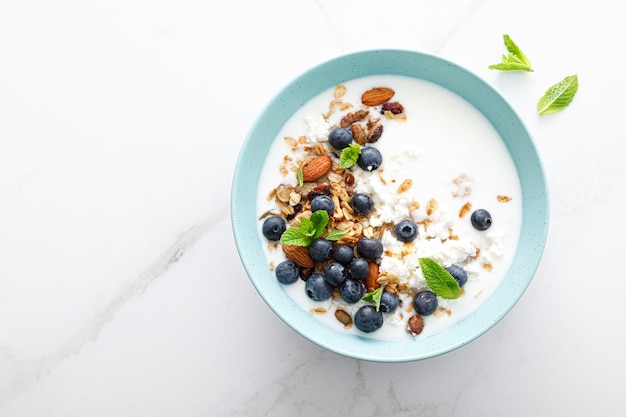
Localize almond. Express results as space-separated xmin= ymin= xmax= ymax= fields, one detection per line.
xmin=282 ymin=244 xmax=315 ymax=268
xmin=335 ymin=309 xmax=353 ymax=327
xmin=361 ymin=87 xmax=395 ymax=106
xmin=301 ymin=154 xmax=332 ymax=182
xmin=365 ymin=260 xmax=380 ymax=292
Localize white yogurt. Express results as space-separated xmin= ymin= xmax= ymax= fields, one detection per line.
xmin=256 ymin=75 xmax=522 ymax=340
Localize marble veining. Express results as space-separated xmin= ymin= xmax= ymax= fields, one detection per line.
xmin=0 ymin=206 xmax=226 ymax=405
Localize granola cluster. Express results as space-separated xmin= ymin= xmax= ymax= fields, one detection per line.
xmin=262 ymin=84 xmax=406 ymax=245
xmin=260 ymin=85 xmax=406 ymax=288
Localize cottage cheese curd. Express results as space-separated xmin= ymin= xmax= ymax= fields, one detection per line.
xmin=257 ymin=75 xmax=522 ymax=340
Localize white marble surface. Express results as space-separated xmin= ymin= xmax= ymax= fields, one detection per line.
xmin=1 ymin=0 xmax=625 ymax=416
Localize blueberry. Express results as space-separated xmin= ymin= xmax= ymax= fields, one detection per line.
xmin=328 ymin=127 xmax=353 ymax=150
xmin=348 ymin=258 xmax=369 ymax=280
xmin=339 ymin=279 xmax=365 ymax=304
xmin=446 ymin=265 xmax=468 ymax=287
xmin=309 ymin=238 xmax=333 ymax=263
xmin=357 ymin=146 xmax=382 ymax=171
xmin=356 ymin=238 xmax=383 ymax=259
xmin=413 ymin=290 xmax=438 ymax=316
xmin=275 ymin=260 xmax=299 ymax=284
xmin=354 ymin=305 xmax=384 ymax=333
xmin=305 ymin=273 xmax=334 ymax=301
xmin=471 ymin=209 xmax=492 ymax=231
xmin=395 ymin=219 xmax=418 ymax=242
xmin=333 ymin=245 xmax=355 ymax=264
xmin=311 ymin=195 xmax=335 ymax=217
xmin=350 ymin=193 xmax=375 ymax=216
xmin=324 ymin=262 xmax=347 ymax=286
xmin=379 ymin=291 xmax=398 ymax=313
xmin=261 ymin=215 xmax=286 ymax=241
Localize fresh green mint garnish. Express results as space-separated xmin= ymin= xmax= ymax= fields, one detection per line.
xmin=537 ymin=74 xmax=578 ymax=115
xmin=325 ymin=228 xmax=349 ymax=241
xmin=280 ymin=210 xmax=328 ymax=246
xmin=488 ymin=34 xmax=533 ymax=72
xmin=296 ymin=167 xmax=304 ymax=187
xmin=361 ymin=285 xmax=385 ymax=311
xmin=280 ymin=210 xmax=346 ymax=246
xmin=339 ymin=144 xmax=361 ymax=169
xmin=308 ymin=210 xmax=328 ymax=235
xmin=418 ymin=258 xmax=461 ymax=299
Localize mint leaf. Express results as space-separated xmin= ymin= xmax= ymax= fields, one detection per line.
xmin=361 ymin=286 xmax=385 ymax=311
xmin=300 ymin=216 xmax=317 ymax=237
xmin=502 ymin=34 xmax=532 ymax=68
xmin=309 ymin=210 xmax=329 ymax=239
xmin=488 ymin=34 xmax=533 ymax=72
xmin=298 ymin=217 xmax=316 ymax=237
xmin=279 ymin=227 xmax=311 ymax=246
xmin=537 ymin=74 xmax=579 ymax=115
xmin=418 ymin=258 xmax=461 ymax=299
xmin=339 ymin=144 xmax=361 ymax=169
xmin=279 ymin=210 xmax=330 ymax=246
xmin=325 ymin=229 xmax=349 ymax=241
xmin=297 ymin=167 xmax=304 ymax=187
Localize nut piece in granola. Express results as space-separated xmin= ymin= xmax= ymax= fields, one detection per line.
xmin=350 ymin=123 xmax=367 ymax=145
xmin=366 ymin=119 xmax=384 ymax=143
xmin=381 ymin=101 xmax=404 ymax=115
xmin=340 ymin=109 xmax=369 ymax=128
xmin=407 ymin=315 xmax=424 ymax=336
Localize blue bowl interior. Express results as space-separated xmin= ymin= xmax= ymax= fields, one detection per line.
xmin=231 ymin=50 xmax=549 ymax=362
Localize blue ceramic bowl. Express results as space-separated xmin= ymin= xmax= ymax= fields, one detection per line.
xmin=231 ymin=50 xmax=548 ymax=362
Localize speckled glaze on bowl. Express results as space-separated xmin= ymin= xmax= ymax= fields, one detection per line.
xmin=231 ymin=50 xmax=549 ymax=362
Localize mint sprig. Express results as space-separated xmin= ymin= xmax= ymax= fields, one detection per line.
xmin=418 ymin=258 xmax=461 ymax=299
xmin=339 ymin=144 xmax=361 ymax=169
xmin=537 ymin=74 xmax=578 ymax=115
xmin=489 ymin=34 xmax=533 ymax=72
xmin=361 ymin=286 xmax=385 ymax=311
xmin=279 ymin=210 xmax=346 ymax=246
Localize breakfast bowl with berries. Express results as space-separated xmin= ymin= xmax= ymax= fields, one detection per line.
xmin=231 ymin=50 xmax=548 ymax=362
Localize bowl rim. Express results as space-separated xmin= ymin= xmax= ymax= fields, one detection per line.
xmin=231 ymin=49 xmax=549 ymax=362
